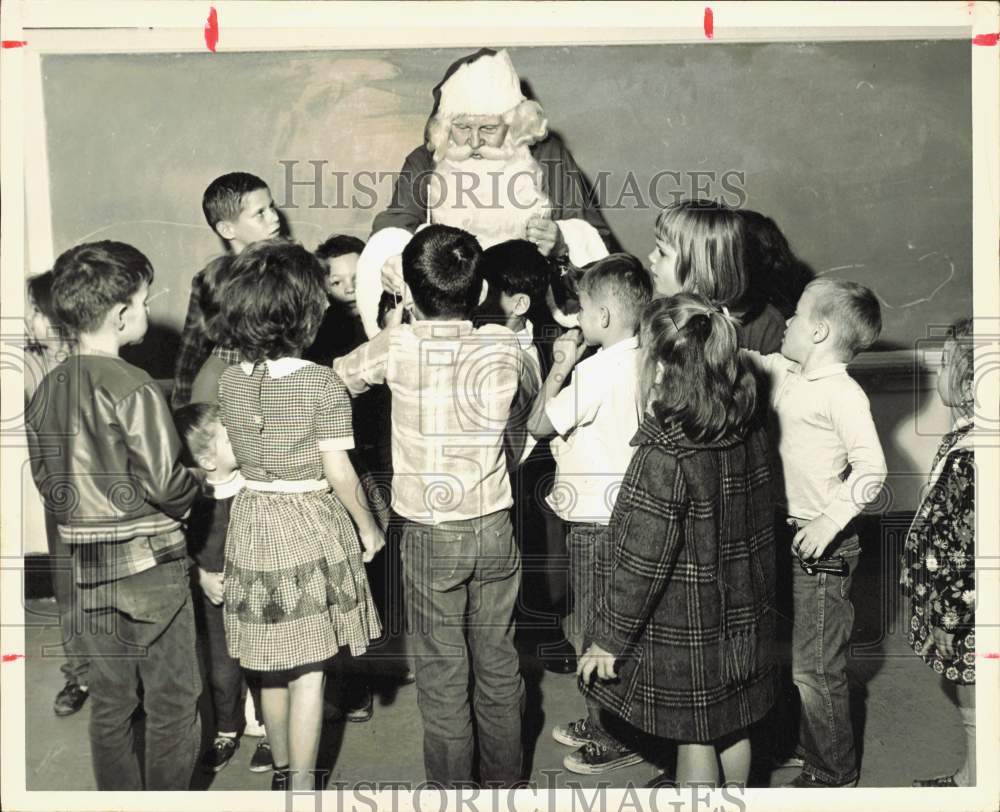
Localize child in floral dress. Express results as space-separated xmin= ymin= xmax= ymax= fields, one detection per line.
xmin=900 ymin=317 xmax=976 ymax=787
xmin=214 ymin=238 xmax=383 ymax=791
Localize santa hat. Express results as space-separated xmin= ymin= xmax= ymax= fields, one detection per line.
xmin=437 ymin=49 xmax=525 ymax=118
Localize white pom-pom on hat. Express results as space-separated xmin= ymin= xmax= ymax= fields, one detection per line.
xmin=437 ymin=49 xmax=526 ymax=118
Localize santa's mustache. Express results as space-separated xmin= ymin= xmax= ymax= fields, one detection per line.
xmin=446 ymin=142 xmax=515 ymax=162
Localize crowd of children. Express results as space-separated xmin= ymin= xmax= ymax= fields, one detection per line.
xmin=23 ymin=171 xmax=977 ymax=793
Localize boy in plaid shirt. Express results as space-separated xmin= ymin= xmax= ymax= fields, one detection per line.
xmin=335 ymin=225 xmax=538 ymax=787
xmin=26 ymin=241 xmax=203 ymax=789
xmin=171 ymin=171 xmax=280 ymax=407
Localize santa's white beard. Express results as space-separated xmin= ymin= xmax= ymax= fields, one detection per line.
xmin=427 ymin=143 xmax=551 ymax=248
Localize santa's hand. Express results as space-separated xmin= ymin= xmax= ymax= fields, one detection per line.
xmin=526 ymin=216 xmax=565 ymax=258
xmin=380 ymin=254 xmax=404 ymax=296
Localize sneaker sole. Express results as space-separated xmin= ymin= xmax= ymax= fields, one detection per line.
xmin=248 ymin=762 xmax=274 ymax=773
xmin=210 ymin=758 xmax=234 ymax=773
xmin=552 ymin=728 xmax=594 ymax=748
xmin=562 ymin=751 xmax=644 ymax=775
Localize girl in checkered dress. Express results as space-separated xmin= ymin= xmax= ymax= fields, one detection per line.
xmin=213 ymin=238 xmax=384 ymax=790
xmin=578 ymin=294 xmax=776 ymax=786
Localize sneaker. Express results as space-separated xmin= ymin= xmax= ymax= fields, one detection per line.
xmin=271 ymin=767 xmax=290 ymax=791
xmin=249 ymin=738 xmax=274 ymax=772
xmin=563 ymin=738 xmax=644 ymax=775
xmin=53 ymin=682 xmax=89 ymax=717
xmin=203 ymin=735 xmax=239 ymax=773
xmin=782 ymin=771 xmax=858 ymax=788
xmin=345 ymin=686 xmax=374 ymax=723
xmin=912 ymin=774 xmax=958 ymax=787
xmin=401 ymin=666 xmax=417 ymax=685
xmin=552 ymin=717 xmax=601 ymax=748
xmin=771 ymin=754 xmax=806 ymax=770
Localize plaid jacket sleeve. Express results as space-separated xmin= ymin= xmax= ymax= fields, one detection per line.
xmin=171 ymin=278 xmax=210 ymax=409
xmin=590 ymin=443 xmax=689 ymax=658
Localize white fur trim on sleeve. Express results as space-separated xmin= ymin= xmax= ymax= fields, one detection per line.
xmin=556 ymin=219 xmax=610 ymax=267
xmin=356 ymin=227 xmax=414 ymax=339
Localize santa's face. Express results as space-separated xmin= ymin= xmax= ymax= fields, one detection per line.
xmin=450 ymin=115 xmax=509 ymax=159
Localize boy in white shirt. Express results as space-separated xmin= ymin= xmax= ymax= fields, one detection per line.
xmin=528 ymin=253 xmax=653 ymax=774
xmin=746 ymin=277 xmax=887 ymax=788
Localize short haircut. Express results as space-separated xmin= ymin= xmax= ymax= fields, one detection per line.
xmin=173 ymin=402 xmax=220 ymax=466
xmin=944 ymin=317 xmax=975 ymax=416
xmin=479 ymin=239 xmax=549 ymax=308
xmin=402 ymin=225 xmax=483 ymax=319
xmin=51 ymin=241 xmax=154 ymax=334
xmin=26 ymin=271 xmax=58 ymax=324
xmin=213 ymin=238 xmax=328 ymax=361
xmin=316 ymin=234 xmax=366 ymax=262
xmin=640 ymin=293 xmax=757 ymax=443
xmin=202 ymin=172 xmax=269 ymax=232
xmin=654 ymin=200 xmax=748 ymax=305
xmin=805 ymin=277 xmax=882 ymax=357
xmin=577 ymin=253 xmax=654 ymax=330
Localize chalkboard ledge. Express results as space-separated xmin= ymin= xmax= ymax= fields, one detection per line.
xmin=849 ymin=349 xmax=940 ymax=392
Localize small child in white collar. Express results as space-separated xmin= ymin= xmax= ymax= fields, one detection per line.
xmin=743 ymin=277 xmax=886 ymax=788
xmin=174 ymin=402 xmax=257 ymax=774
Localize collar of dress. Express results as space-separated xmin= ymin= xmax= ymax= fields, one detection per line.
xmin=239 ymin=358 xmax=312 ymax=379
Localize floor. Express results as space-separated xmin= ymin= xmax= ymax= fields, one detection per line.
xmin=20 ymin=542 xmax=971 ymax=791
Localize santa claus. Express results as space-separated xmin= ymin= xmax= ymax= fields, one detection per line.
xmin=356 ymin=48 xmax=614 ymax=336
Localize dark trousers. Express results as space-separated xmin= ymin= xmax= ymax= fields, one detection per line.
xmin=402 ymin=509 xmax=525 ymax=787
xmin=194 ymin=584 xmax=262 ymax=733
xmin=44 ymin=510 xmax=89 ymax=685
xmin=83 ymin=558 xmax=202 ymax=790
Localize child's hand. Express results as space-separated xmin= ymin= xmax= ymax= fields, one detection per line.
xmin=791 ymin=515 xmax=840 ymax=562
xmin=919 ymin=626 xmax=957 ymax=659
xmin=359 ymin=527 xmax=386 ymax=563
xmin=578 ymin=643 xmax=617 ymax=683
xmin=552 ymin=328 xmax=587 ymax=373
xmin=198 ymin=567 xmax=224 ymax=606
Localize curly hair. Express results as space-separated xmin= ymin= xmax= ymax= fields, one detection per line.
xmin=213 ymin=238 xmax=328 ymax=362
xmin=640 ymin=293 xmax=757 ymax=444
xmin=425 ymin=99 xmax=549 ymax=163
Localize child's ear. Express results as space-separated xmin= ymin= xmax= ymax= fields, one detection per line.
xmin=512 ymin=293 xmax=530 ymax=318
xmin=215 ymin=220 xmax=235 ymax=241
xmin=115 ymin=303 xmax=130 ymax=332
xmin=812 ymin=319 xmax=830 ymax=344
xmin=194 ymin=452 xmax=217 ymax=472
xmin=600 ymin=306 xmax=611 ymax=329
xmin=478 ymin=279 xmax=490 ymax=307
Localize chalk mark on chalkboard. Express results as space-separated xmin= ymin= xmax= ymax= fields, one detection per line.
xmin=820 ymin=253 xmax=956 ymax=311
xmin=71 ymin=220 xmax=207 ymax=245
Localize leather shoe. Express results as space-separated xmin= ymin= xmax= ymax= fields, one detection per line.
xmin=539 ymin=638 xmax=577 ymax=674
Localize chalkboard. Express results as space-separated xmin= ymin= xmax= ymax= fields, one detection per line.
xmin=40 ymin=40 xmax=971 ymax=375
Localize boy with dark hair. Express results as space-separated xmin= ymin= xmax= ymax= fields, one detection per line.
xmin=334 ymin=224 xmax=537 ymax=787
xmin=172 ymin=171 xmax=280 ymax=408
xmin=27 ymin=241 xmax=203 ymax=790
xmin=527 ymin=253 xmax=654 ymax=774
xmin=745 ymin=278 xmax=886 ymax=788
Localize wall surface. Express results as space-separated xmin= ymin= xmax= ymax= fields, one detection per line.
xmin=28 ymin=40 xmax=973 ymax=524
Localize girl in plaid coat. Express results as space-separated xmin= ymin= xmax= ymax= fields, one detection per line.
xmin=213 ymin=239 xmax=384 ymax=790
xmin=579 ymin=293 xmax=776 ymax=786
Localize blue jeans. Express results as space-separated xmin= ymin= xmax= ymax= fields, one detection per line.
xmin=791 ymin=530 xmax=861 ymax=785
xmin=82 ymin=557 xmax=202 ymax=790
xmin=402 ymin=509 xmax=524 ymax=787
